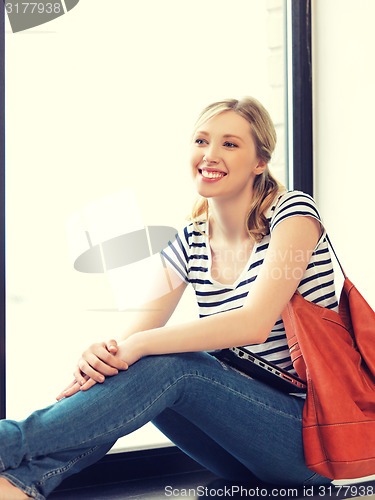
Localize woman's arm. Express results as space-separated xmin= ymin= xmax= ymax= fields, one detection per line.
xmin=60 ymin=215 xmax=320 ymax=398
xmin=56 ymin=271 xmax=187 ymax=399
xmin=118 ymin=215 xmax=321 ymax=361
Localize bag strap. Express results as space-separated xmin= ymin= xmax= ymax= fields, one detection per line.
xmin=325 ymin=234 xmax=347 ymax=280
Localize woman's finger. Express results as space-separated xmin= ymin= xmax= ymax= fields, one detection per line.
xmin=84 ymin=352 xmax=120 ymax=377
xmin=56 ymin=380 xmax=76 ymax=401
xmin=77 ymin=358 xmax=106 ymax=383
xmin=73 ymin=366 xmax=87 ymax=386
xmin=106 ymin=338 xmax=118 ymax=354
xmin=84 ymin=344 xmax=128 ymax=372
xmin=80 ymin=378 xmax=97 ymax=392
xmin=94 ymin=346 xmax=129 ymax=371
xmin=63 ymin=382 xmax=82 ymax=398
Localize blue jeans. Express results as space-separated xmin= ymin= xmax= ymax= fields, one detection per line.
xmin=0 ymin=352 xmax=331 ymax=499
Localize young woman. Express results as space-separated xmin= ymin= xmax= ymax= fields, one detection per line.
xmin=0 ymin=97 xmax=336 ymax=499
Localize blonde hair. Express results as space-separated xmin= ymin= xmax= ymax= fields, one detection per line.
xmin=189 ymin=97 xmax=282 ymax=242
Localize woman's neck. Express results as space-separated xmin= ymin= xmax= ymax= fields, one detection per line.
xmin=208 ymin=190 xmax=254 ymax=243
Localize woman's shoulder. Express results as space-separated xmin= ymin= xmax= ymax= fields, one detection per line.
xmin=268 ymin=189 xmax=323 ymax=232
xmin=272 ymin=189 xmax=320 ymax=214
xmin=275 ymin=189 xmax=316 ymax=206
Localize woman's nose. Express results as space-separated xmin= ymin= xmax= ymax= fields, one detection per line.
xmin=203 ymin=145 xmax=220 ymax=164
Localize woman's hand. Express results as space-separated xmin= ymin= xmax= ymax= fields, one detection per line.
xmin=56 ymin=334 xmax=146 ymax=400
xmin=56 ymin=339 xmax=129 ymax=400
xmin=74 ymin=339 xmax=129 ymax=385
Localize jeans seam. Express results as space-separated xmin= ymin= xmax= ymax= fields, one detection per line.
xmin=192 ymin=374 xmax=303 ymax=422
xmin=0 ymin=472 xmax=45 ymax=500
xmin=74 ymin=373 xmax=192 ymax=447
xmin=37 ymin=445 xmax=100 ymax=486
xmin=302 ymin=471 xmax=331 ymax=485
xmin=303 ymin=472 xmax=318 ymax=485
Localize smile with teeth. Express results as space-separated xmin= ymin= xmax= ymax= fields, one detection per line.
xmin=200 ymin=169 xmax=226 ymax=179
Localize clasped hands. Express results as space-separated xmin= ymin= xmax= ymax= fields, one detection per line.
xmin=56 ymin=336 xmax=141 ymax=401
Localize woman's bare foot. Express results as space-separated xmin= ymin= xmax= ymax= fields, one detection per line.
xmin=0 ymin=478 xmax=31 ymax=499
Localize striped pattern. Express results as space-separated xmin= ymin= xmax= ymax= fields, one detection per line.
xmin=162 ymin=190 xmax=338 ymax=376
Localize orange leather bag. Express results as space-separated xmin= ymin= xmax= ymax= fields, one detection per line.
xmin=282 ymin=237 xmax=375 ymax=480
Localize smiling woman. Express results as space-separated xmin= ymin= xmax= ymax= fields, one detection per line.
xmin=0 ymin=0 xmax=332 ymax=496
xmin=190 ymin=98 xmax=280 ymax=245
xmin=0 ymin=90 xmax=336 ymax=500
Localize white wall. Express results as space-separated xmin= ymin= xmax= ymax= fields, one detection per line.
xmin=312 ymin=0 xmax=375 ymax=308
xmin=313 ymin=2 xmax=375 ymax=484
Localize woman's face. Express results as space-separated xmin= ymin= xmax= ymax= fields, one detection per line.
xmin=190 ymin=110 xmax=266 ymax=201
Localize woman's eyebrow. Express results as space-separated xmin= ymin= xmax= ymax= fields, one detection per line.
xmin=222 ymin=134 xmax=244 ymax=143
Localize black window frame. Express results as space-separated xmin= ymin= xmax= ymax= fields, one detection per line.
xmin=290 ymin=0 xmax=313 ymax=196
xmin=0 ymin=0 xmax=313 ymax=486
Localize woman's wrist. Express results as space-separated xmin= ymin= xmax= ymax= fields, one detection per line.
xmin=132 ymin=329 xmax=161 ymax=357
xmin=117 ymin=330 xmax=152 ymax=364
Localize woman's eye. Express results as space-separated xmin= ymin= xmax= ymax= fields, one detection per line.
xmin=195 ymin=138 xmax=207 ymax=145
xmin=224 ymin=141 xmax=238 ymax=148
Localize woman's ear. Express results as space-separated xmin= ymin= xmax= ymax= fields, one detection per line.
xmin=254 ymin=160 xmax=267 ymax=176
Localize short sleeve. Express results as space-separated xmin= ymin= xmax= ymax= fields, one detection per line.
xmin=270 ymin=191 xmax=326 ymax=248
xmin=160 ymin=225 xmax=191 ymax=285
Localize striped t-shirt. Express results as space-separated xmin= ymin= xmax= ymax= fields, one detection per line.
xmin=161 ymin=190 xmax=338 ymax=375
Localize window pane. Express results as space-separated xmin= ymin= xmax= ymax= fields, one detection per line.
xmin=5 ymin=0 xmax=287 ymax=451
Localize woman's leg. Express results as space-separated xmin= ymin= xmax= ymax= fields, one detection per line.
xmin=0 ymin=352 xmax=330 ymax=499
xmin=0 ymin=444 xmax=115 ymax=500
xmin=153 ymin=408 xmax=260 ymax=482
xmin=152 ymin=359 xmax=330 ymax=487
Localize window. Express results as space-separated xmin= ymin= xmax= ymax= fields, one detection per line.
xmin=1 ymin=0 xmax=312 ymax=454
